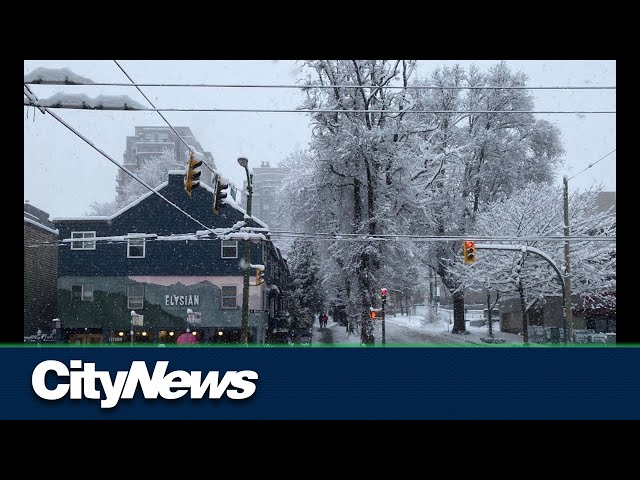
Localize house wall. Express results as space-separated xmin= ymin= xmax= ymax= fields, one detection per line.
xmin=24 ymin=221 xmax=58 ymax=336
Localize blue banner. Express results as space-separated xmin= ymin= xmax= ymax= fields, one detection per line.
xmin=1 ymin=346 xmax=639 ymax=420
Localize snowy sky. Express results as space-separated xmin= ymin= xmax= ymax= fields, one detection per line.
xmin=24 ymin=60 xmax=616 ymax=218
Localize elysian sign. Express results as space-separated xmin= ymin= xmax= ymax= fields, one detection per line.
xmin=165 ymin=295 xmax=199 ymax=306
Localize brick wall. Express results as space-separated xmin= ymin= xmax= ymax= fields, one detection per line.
xmin=24 ymin=223 xmax=58 ymax=336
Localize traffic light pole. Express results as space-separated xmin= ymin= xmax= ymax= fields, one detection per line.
xmin=475 ymin=243 xmax=569 ymax=343
xmin=381 ymin=299 xmax=386 ymax=345
xmin=239 ymin=160 xmax=253 ymax=345
xmin=562 ymin=176 xmax=574 ymax=343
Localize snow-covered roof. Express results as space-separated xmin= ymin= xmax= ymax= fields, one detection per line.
xmin=24 ymin=216 xmax=59 ymax=235
xmin=24 ymin=67 xmax=95 ymax=85
xmin=26 ymin=92 xmax=145 ymax=110
xmin=52 ymin=181 xmax=169 ymax=222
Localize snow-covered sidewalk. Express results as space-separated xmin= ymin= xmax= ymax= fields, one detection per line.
xmin=312 ymin=313 xmax=523 ymax=346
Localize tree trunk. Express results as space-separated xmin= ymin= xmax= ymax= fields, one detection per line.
xmin=518 ymin=282 xmax=529 ymax=343
xmin=451 ymin=290 xmax=466 ymax=334
xmin=487 ymin=291 xmax=493 ymax=337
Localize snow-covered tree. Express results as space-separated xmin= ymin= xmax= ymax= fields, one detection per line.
xmin=286 ymin=240 xmax=325 ymax=329
xmin=285 ymin=60 xmax=428 ymax=344
xmin=409 ymin=62 xmax=564 ymax=333
xmin=87 ymin=147 xmax=182 ymax=215
xmin=452 ymin=183 xmax=616 ymax=341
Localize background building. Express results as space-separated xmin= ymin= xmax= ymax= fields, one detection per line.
xmin=24 ymin=202 xmax=58 ymax=337
xmin=117 ymin=126 xmax=216 ymax=203
xmin=242 ymin=162 xmax=287 ymax=233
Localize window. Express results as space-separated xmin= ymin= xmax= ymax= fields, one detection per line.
xmin=221 ymin=240 xmax=238 ymax=259
xmin=71 ymin=285 xmax=82 ymax=301
xmin=221 ymin=286 xmax=237 ymax=309
xmin=82 ymin=284 xmax=94 ymax=301
xmin=72 ymin=284 xmax=93 ymax=301
xmin=71 ymin=231 xmax=96 ymax=250
xmin=128 ymin=235 xmax=145 ymax=258
xmin=127 ymin=284 xmax=144 ymax=309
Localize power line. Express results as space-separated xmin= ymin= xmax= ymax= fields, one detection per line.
xmin=24 ymin=83 xmax=224 ymax=238
xmin=112 ymin=60 xmax=218 ymax=177
xmin=24 ymin=232 xmax=616 ymax=248
xmin=568 ymin=148 xmax=616 ymax=181
xmin=23 ymin=102 xmax=615 ymax=115
xmin=24 ymin=80 xmax=617 ymax=91
xmin=266 ymin=231 xmax=616 ymax=242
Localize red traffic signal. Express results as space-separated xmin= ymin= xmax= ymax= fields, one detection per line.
xmin=381 ymin=288 xmax=387 ymax=296
xmin=463 ymin=240 xmax=476 ymax=264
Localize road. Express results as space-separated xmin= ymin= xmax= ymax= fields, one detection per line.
xmin=376 ymin=316 xmax=448 ymax=344
xmin=313 ymin=315 xmax=448 ymax=345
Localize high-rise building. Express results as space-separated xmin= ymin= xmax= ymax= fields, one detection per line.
xmin=117 ymin=126 xmax=216 ymax=203
xmin=242 ymin=161 xmax=287 ymax=232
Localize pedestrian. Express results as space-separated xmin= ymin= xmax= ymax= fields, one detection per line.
xmin=177 ymin=328 xmax=197 ymax=345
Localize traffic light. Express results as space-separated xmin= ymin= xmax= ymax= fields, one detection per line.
xmin=256 ymin=268 xmax=265 ymax=285
xmin=213 ymin=174 xmax=230 ymax=214
xmin=381 ymin=287 xmax=387 ymax=304
xmin=184 ymin=153 xmax=203 ymax=197
xmin=463 ymin=240 xmax=476 ymax=264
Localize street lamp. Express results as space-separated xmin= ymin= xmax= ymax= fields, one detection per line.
xmin=238 ymin=157 xmax=253 ymax=345
xmin=130 ymin=310 xmax=136 ymax=346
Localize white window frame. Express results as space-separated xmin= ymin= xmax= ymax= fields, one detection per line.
xmin=71 ymin=231 xmax=96 ymax=250
xmin=221 ymin=240 xmax=238 ymax=259
xmin=81 ymin=284 xmax=94 ymax=301
xmin=127 ymin=235 xmax=146 ymax=258
xmin=127 ymin=284 xmax=145 ymax=310
xmin=221 ymin=285 xmax=237 ymax=309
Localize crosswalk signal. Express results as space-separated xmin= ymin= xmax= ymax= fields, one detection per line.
xmin=213 ymin=174 xmax=230 ymax=214
xmin=463 ymin=240 xmax=476 ymax=264
xmin=184 ymin=152 xmax=203 ymax=197
xmin=370 ymin=310 xmax=378 ymax=320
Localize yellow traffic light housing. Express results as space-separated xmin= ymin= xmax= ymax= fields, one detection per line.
xmin=256 ymin=268 xmax=265 ymax=286
xmin=184 ymin=153 xmax=203 ymax=197
xmin=463 ymin=240 xmax=476 ymax=264
xmin=213 ymin=174 xmax=230 ymax=214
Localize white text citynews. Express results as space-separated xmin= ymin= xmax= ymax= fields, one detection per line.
xmin=32 ymin=360 xmax=258 ymax=409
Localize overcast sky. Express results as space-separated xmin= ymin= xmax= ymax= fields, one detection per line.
xmin=24 ymin=60 xmax=616 ymax=218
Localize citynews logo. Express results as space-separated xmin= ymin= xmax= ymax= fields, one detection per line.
xmin=32 ymin=360 xmax=258 ymax=409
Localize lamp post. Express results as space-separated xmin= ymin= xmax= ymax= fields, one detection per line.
xmin=238 ymin=157 xmax=253 ymax=345
xmin=130 ymin=310 xmax=136 ymax=347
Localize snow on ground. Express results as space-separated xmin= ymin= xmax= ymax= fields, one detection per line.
xmin=311 ymin=313 xmax=523 ymax=346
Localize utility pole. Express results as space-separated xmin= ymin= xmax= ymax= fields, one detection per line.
xmin=381 ymin=288 xmax=387 ymax=345
xmin=563 ymin=175 xmax=574 ymax=343
xmin=239 ymin=158 xmax=253 ymax=345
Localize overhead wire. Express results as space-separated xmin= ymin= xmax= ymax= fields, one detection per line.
xmin=112 ymin=60 xmax=218 ymax=178
xmin=23 ymin=102 xmax=615 ymax=114
xmin=23 ymin=80 xmax=616 ymax=90
xmin=568 ymin=149 xmax=616 ymax=181
xmin=23 ymin=84 xmax=230 ymax=239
